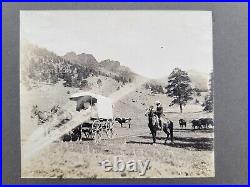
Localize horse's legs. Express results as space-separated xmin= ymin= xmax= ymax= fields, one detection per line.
xmin=170 ymin=127 xmax=173 ymax=143
xmin=167 ymin=122 xmax=174 ymax=143
xmin=149 ymin=126 xmax=156 ymax=143
xmin=162 ymin=125 xmax=169 ymax=144
xmin=152 ymin=130 xmax=156 ymax=143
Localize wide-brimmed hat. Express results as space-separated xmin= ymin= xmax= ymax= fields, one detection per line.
xmin=155 ymin=101 xmax=161 ymax=105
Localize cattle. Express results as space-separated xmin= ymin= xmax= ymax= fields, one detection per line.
xmin=191 ymin=119 xmax=202 ymax=129
xmin=115 ymin=118 xmax=132 ymax=128
xmin=179 ymin=119 xmax=187 ymax=128
xmin=199 ymin=118 xmax=214 ymax=129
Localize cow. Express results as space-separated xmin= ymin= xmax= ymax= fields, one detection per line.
xmin=191 ymin=119 xmax=202 ymax=129
xmin=179 ymin=119 xmax=187 ymax=128
xmin=199 ymin=118 xmax=214 ymax=129
xmin=115 ymin=118 xmax=132 ymax=128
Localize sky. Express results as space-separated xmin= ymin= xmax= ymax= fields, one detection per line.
xmin=20 ymin=11 xmax=213 ymax=79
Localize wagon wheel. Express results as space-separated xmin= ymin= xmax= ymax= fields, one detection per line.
xmin=92 ymin=120 xmax=102 ymax=143
xmin=94 ymin=131 xmax=102 ymax=144
xmin=104 ymin=120 xmax=114 ymax=139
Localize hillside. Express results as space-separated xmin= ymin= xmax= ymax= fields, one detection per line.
xmin=21 ymin=43 xmax=137 ymax=90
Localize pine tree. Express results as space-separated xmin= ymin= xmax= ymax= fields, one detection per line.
xmin=166 ymin=68 xmax=193 ymax=113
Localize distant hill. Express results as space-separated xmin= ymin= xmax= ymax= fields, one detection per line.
xmin=20 ymin=43 xmax=137 ymax=89
xmin=187 ymin=70 xmax=209 ymax=91
xmin=150 ymin=69 xmax=209 ymax=92
xmin=63 ymin=52 xmax=98 ymax=68
xmin=99 ymin=59 xmax=131 ymax=73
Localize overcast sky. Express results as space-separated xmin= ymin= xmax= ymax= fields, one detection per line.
xmin=20 ymin=11 xmax=213 ymax=79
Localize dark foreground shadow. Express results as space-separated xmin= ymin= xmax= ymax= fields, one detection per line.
xmin=174 ymin=129 xmax=214 ymax=133
xmin=135 ymin=135 xmax=213 ymax=151
xmin=174 ymin=136 xmax=213 ymax=143
xmin=167 ymin=142 xmax=213 ymax=151
xmin=126 ymin=141 xmax=153 ymax=145
xmin=80 ymin=138 xmax=93 ymax=141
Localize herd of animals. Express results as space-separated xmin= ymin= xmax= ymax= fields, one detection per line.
xmin=179 ymin=118 xmax=214 ymax=129
xmin=30 ymin=104 xmax=214 ymax=144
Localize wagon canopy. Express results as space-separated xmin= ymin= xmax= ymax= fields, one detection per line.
xmin=69 ymin=92 xmax=113 ymax=119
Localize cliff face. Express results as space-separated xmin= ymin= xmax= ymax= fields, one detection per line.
xmin=63 ymin=52 xmax=98 ymax=67
xmin=99 ymin=59 xmax=121 ymax=72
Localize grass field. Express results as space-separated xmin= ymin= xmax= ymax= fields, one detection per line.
xmin=21 ymin=80 xmax=214 ymax=178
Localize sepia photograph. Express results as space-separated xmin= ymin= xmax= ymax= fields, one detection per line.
xmin=20 ymin=10 xmax=214 ymax=178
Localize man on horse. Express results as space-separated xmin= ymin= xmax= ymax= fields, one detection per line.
xmin=145 ymin=105 xmax=174 ymax=144
xmin=155 ymin=101 xmax=163 ymax=130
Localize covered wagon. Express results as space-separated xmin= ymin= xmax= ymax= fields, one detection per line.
xmin=62 ymin=92 xmax=114 ymax=143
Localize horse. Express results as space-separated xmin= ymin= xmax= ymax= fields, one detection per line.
xmin=115 ymin=117 xmax=131 ymax=128
xmin=31 ymin=105 xmax=52 ymax=125
xmin=145 ymin=107 xmax=174 ymax=144
xmin=179 ymin=119 xmax=187 ymax=128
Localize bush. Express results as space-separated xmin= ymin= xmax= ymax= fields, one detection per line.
xmin=202 ymin=95 xmax=213 ymax=112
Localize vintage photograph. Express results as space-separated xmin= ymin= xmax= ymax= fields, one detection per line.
xmin=20 ymin=10 xmax=214 ymax=178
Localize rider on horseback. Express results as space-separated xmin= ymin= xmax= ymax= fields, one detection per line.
xmin=155 ymin=101 xmax=163 ymax=130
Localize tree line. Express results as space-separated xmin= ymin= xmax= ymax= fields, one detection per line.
xmin=144 ymin=68 xmax=213 ymax=113
xmin=27 ymin=54 xmax=133 ymax=89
